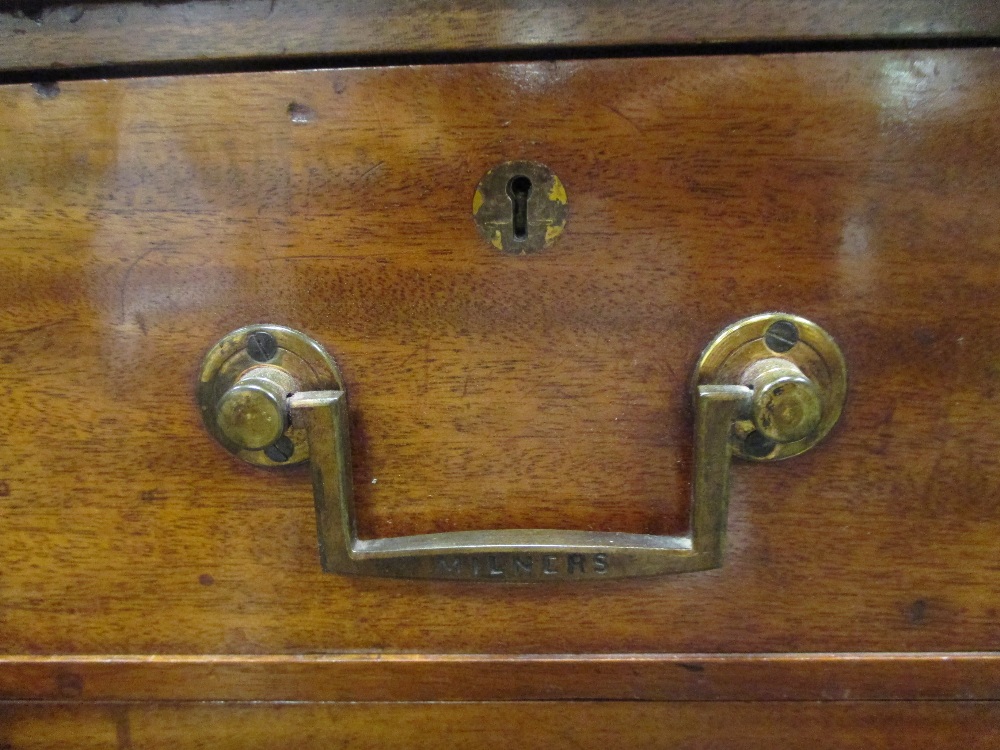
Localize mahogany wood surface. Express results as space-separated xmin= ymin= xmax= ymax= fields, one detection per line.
xmin=3 ymin=701 xmax=1000 ymax=749
xmin=4 ymin=653 xmax=1000 ymax=702
xmin=2 ymin=50 xmax=1000 ymax=699
xmin=1 ymin=0 xmax=999 ymax=73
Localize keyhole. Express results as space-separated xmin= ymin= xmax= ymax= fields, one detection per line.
xmin=506 ymin=175 xmax=532 ymax=240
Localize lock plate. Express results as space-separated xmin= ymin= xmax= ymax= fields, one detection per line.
xmin=472 ymin=160 xmax=568 ymax=254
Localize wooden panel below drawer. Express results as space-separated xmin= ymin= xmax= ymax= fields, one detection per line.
xmin=1 ymin=51 xmax=1000 ymax=659
xmin=3 ymin=701 xmax=1000 ymax=750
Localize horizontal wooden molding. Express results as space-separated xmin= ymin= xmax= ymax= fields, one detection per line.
xmin=2 ymin=0 xmax=999 ymax=75
xmin=2 ymin=653 xmax=1000 ymax=702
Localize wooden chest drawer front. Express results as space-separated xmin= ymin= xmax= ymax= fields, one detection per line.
xmin=1 ymin=51 xmax=998 ymax=658
xmin=3 ymin=701 xmax=1000 ymax=749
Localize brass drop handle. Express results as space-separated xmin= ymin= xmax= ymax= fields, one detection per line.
xmin=198 ymin=314 xmax=846 ymax=581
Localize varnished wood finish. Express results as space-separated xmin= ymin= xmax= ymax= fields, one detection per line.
xmin=4 ymin=653 xmax=1000 ymax=702
xmin=4 ymin=701 xmax=1000 ymax=749
xmin=2 ymin=51 xmax=1000 ymax=693
xmin=2 ymin=0 xmax=999 ymax=73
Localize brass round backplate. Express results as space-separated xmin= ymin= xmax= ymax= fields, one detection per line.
xmin=196 ymin=325 xmax=343 ymax=467
xmin=472 ymin=160 xmax=568 ymax=254
xmin=694 ymin=313 xmax=847 ymax=461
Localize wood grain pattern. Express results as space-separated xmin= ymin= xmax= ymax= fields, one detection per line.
xmin=4 ymin=701 xmax=1000 ymax=749
xmin=2 ymin=52 xmax=1000 ymax=665
xmin=4 ymin=653 xmax=1000 ymax=702
xmin=2 ymin=0 xmax=999 ymax=73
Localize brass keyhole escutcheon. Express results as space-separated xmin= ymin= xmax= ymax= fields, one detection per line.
xmin=473 ymin=160 xmax=568 ymax=254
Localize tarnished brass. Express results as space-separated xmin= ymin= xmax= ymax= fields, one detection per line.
xmin=694 ymin=312 xmax=847 ymax=461
xmin=472 ymin=161 xmax=568 ymax=254
xmin=197 ymin=325 xmax=344 ymax=467
xmin=216 ymin=366 xmax=298 ymax=451
xmin=291 ymin=385 xmax=745 ymax=580
xmin=200 ymin=313 xmax=845 ymax=580
xmin=742 ymin=358 xmax=822 ymax=444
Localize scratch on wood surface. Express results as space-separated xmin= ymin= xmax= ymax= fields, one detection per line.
xmin=118 ymin=246 xmax=157 ymax=324
xmin=603 ymin=104 xmax=643 ymax=135
xmin=356 ymin=161 xmax=385 ymax=184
